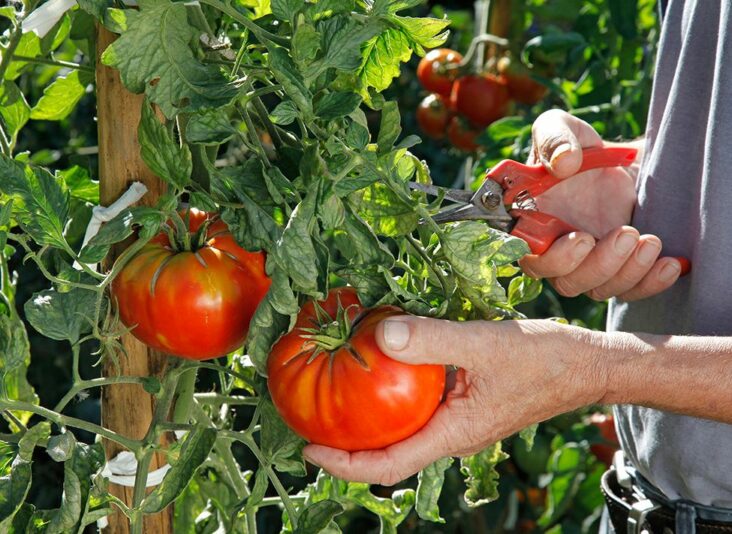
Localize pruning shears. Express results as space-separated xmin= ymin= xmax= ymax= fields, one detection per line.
xmin=411 ymin=146 xmax=690 ymax=273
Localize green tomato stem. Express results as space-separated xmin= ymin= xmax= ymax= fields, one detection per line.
xmin=10 ymin=54 xmax=94 ymax=73
xmin=197 ymin=0 xmax=290 ymax=47
xmin=53 ymin=376 xmax=154 ymax=414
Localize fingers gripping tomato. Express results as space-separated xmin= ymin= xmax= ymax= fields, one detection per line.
xmin=267 ymin=288 xmax=446 ymax=452
xmin=416 ymin=94 xmax=451 ymax=139
xmin=417 ymin=48 xmax=463 ymax=97
xmin=112 ymin=209 xmax=270 ymax=360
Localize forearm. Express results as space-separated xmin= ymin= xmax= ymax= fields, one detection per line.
xmin=596 ymin=331 xmax=732 ymax=423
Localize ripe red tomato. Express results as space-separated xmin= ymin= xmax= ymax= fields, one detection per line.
xmin=416 ymin=94 xmax=451 ymax=139
xmin=588 ymin=412 xmax=620 ymax=467
xmin=417 ymin=48 xmax=463 ymax=97
xmin=450 ymin=74 xmax=509 ymax=127
xmin=497 ymin=56 xmax=548 ymax=105
xmin=267 ymin=287 xmax=446 ymax=451
xmin=112 ymin=209 xmax=270 ymax=360
xmin=447 ymin=116 xmax=482 ymax=152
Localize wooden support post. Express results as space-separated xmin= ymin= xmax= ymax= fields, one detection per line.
xmin=95 ymin=25 xmax=173 ymax=534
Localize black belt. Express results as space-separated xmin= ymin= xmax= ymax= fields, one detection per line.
xmin=602 ymin=460 xmax=732 ymax=534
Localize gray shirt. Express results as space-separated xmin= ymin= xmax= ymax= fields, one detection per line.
xmin=607 ymin=0 xmax=732 ymax=507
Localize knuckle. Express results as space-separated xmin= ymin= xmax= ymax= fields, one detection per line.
xmin=552 ymin=277 xmax=581 ymax=297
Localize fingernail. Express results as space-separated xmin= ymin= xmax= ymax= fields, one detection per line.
xmin=614 ymin=232 xmax=638 ymax=255
xmin=637 ymin=241 xmax=661 ymax=265
xmin=383 ymin=320 xmax=410 ymax=351
xmin=549 ymin=143 xmax=572 ymax=167
xmin=659 ymin=262 xmax=681 ymax=282
xmin=573 ymin=239 xmax=594 ymax=260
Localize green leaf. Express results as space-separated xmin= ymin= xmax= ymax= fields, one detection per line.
xmin=273 ymin=192 xmax=320 ymax=294
xmin=142 ymin=427 xmax=217 ymax=514
xmin=245 ymin=289 xmax=291 ymax=375
xmin=77 ymin=0 xmax=114 ymax=20
xmin=0 ymin=314 xmax=38 ymax=428
xmin=351 ymin=182 xmax=418 ymax=237
xmin=508 ymin=275 xmax=542 ymax=307
xmin=416 ymin=457 xmax=453 ymax=523
xmin=0 ymin=455 xmax=32 ymax=528
xmin=259 ymin=398 xmax=306 ymax=475
xmin=18 ymin=422 xmax=51 ymax=462
xmin=333 ymin=208 xmax=393 ymax=267
xmin=519 ymin=424 xmax=539 ymax=451
xmin=0 ymin=82 xmax=30 ymax=150
xmin=270 ymin=101 xmax=299 ymax=126
xmin=521 ymin=33 xmax=586 ymax=68
xmin=0 ymin=156 xmax=69 ymax=249
xmin=305 ymin=0 xmax=354 ymax=20
xmin=101 ymin=0 xmax=236 ymax=118
xmin=24 ymin=286 xmax=99 ymax=343
xmin=45 ymin=442 xmax=106 ymax=534
xmin=484 ymin=116 xmax=531 ymax=143
xmin=538 ymin=444 xmax=587 ymax=527
xmin=185 ymin=109 xmax=236 ymax=145
xmin=30 ymin=70 xmax=94 ymax=121
xmin=138 ymin=102 xmax=192 ymax=189
xmin=57 ymin=166 xmax=99 ymax=204
xmin=243 ymin=468 xmax=269 ymax=512
xmin=377 ymin=101 xmax=401 ymax=151
xmin=346 ymin=484 xmax=415 ymax=530
xmin=215 ymin=162 xmax=282 ymax=252
xmin=267 ymin=46 xmax=313 ymax=114
xmin=461 ymin=442 xmax=508 ymax=507
xmin=79 ymin=206 xmax=164 ymax=263
xmin=47 ymin=433 xmax=77 ymax=463
xmin=389 ymin=15 xmax=450 ymax=53
xmin=316 ymin=17 xmax=386 ymax=73
xmin=441 ymin=222 xmax=529 ymax=305
xmin=292 ymin=23 xmax=321 ymax=65
xmin=294 ymin=500 xmax=344 ymax=534
xmin=314 ymin=92 xmax=362 ymax=120
xmin=271 ymin=0 xmax=304 ymax=22
xmin=357 ymin=28 xmax=412 ymax=94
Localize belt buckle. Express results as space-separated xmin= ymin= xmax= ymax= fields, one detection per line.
xmin=627 ymin=499 xmax=662 ymax=534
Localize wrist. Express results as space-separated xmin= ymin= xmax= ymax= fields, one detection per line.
xmin=592 ymin=330 xmax=647 ymax=405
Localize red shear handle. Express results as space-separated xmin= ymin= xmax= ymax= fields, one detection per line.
xmin=510 ymin=209 xmax=692 ymax=276
xmin=494 ymin=146 xmax=639 ymax=205
xmin=509 ymin=210 xmax=575 ymax=255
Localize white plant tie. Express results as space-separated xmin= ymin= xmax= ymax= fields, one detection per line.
xmin=73 ymin=181 xmax=148 ymax=271
xmin=97 ymin=431 xmax=187 ymax=529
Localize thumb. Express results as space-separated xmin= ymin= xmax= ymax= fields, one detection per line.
xmin=375 ymin=316 xmax=487 ymax=369
xmin=530 ymin=110 xmax=602 ymax=179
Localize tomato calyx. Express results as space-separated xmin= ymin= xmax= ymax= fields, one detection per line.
xmin=297 ymin=297 xmax=369 ymax=368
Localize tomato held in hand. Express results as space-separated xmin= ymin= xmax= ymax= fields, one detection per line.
xmin=497 ymin=56 xmax=548 ymax=105
xmin=112 ymin=209 xmax=270 ymax=360
xmin=451 ymin=74 xmax=509 ymax=127
xmin=447 ymin=116 xmax=482 ymax=152
xmin=416 ymin=94 xmax=451 ymax=139
xmin=417 ymin=48 xmax=463 ymax=97
xmin=268 ymin=288 xmax=446 ymax=451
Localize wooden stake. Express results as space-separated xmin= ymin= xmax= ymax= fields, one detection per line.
xmin=95 ymin=25 xmax=173 ymax=534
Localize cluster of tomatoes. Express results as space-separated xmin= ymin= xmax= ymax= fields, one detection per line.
xmin=112 ymin=214 xmax=444 ymax=451
xmin=416 ymin=48 xmax=548 ymax=152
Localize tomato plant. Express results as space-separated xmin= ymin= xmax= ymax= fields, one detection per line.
xmin=268 ymin=288 xmax=445 ymax=451
xmin=415 ymin=93 xmax=451 ymax=139
xmin=417 ymin=48 xmax=463 ymax=97
xmin=451 ymin=74 xmax=510 ymax=127
xmin=113 ymin=209 xmax=270 ymax=360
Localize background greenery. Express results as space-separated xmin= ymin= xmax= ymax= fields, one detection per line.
xmin=1 ymin=0 xmax=658 ymax=531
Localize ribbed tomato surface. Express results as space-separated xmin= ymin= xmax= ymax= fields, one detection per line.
xmin=267 ymin=288 xmax=445 ymax=451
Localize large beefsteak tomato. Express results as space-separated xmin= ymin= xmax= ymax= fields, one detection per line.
xmin=268 ymin=288 xmax=446 ymax=451
xmin=112 ymin=209 xmax=270 ymax=360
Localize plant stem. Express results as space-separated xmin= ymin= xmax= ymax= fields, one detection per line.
xmin=405 ymin=234 xmax=450 ymax=299
xmin=194 ymin=361 xmax=257 ymax=390
xmin=239 ymin=105 xmax=272 ymax=168
xmin=194 ymin=393 xmax=258 ymax=405
xmin=8 ymin=238 xmax=99 ymax=290
xmin=53 ymin=376 xmax=152 ymax=413
xmin=197 ymin=0 xmax=290 ymax=47
xmin=11 ymin=54 xmax=94 ymax=73
xmin=0 ymin=399 xmax=140 ymax=451
xmin=129 ymin=359 xmax=186 ymax=534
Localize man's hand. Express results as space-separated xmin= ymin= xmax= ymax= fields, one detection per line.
xmin=302 ymin=315 xmax=606 ymax=486
xmin=520 ymin=109 xmax=684 ymax=301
